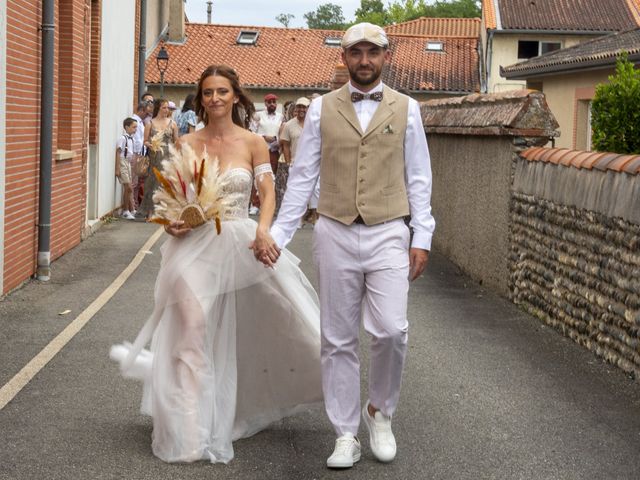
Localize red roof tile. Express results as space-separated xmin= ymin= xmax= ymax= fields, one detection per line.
xmin=521 ymin=147 xmax=640 ymax=174
xmin=495 ymin=0 xmax=640 ymax=32
xmin=385 ymin=17 xmax=480 ymax=37
xmin=629 ymin=0 xmax=640 ymax=25
xmin=482 ymin=0 xmax=497 ymax=30
xmin=145 ymin=23 xmax=480 ymax=93
xmin=622 ymin=155 xmax=640 ymax=173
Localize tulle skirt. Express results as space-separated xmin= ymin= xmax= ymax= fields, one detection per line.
xmin=111 ymin=218 xmax=322 ymax=463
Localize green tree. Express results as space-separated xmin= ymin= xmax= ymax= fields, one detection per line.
xmin=387 ymin=0 xmax=427 ymax=24
xmin=591 ymin=53 xmax=640 ymax=154
xmin=386 ymin=0 xmax=481 ymax=23
xmin=354 ymin=0 xmax=390 ymax=26
xmin=275 ymin=13 xmax=295 ymax=28
xmin=304 ymin=3 xmax=346 ymax=30
xmin=425 ymin=0 xmax=481 ymax=18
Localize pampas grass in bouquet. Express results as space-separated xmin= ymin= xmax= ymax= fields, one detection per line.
xmin=149 ymin=144 xmax=238 ymax=233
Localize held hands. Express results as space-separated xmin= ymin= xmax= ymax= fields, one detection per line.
xmin=249 ymin=226 xmax=281 ymax=268
xmin=164 ymin=220 xmax=192 ymax=238
xmin=409 ymin=248 xmax=429 ymax=281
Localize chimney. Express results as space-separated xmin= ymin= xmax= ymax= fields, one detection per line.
xmin=331 ymin=64 xmax=349 ymax=90
xmin=207 ymin=1 xmax=213 ymax=24
xmin=168 ymin=0 xmax=185 ymax=43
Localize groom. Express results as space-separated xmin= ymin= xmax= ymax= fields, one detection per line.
xmin=263 ymin=22 xmax=435 ymax=468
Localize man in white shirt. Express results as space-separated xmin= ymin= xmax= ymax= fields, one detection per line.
xmin=131 ymin=101 xmax=148 ymax=211
xmin=262 ymin=23 xmax=435 ymax=469
xmin=253 ymin=93 xmax=284 ymax=174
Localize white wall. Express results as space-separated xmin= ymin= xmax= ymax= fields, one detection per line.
xmin=96 ymin=0 xmax=137 ymax=217
xmin=0 ymin=0 xmax=7 ymax=293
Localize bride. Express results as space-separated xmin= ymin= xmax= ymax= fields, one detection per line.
xmin=110 ymin=65 xmax=322 ymax=464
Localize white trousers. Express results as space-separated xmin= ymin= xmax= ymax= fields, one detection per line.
xmin=312 ymin=215 xmax=410 ymax=436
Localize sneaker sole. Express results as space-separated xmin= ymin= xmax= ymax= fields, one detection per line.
xmin=326 ymin=451 xmax=361 ymax=469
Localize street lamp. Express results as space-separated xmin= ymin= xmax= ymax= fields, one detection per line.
xmin=156 ymin=45 xmax=169 ymax=97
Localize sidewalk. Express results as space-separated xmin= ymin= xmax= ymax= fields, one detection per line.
xmin=1 ymin=218 xmax=640 ymax=480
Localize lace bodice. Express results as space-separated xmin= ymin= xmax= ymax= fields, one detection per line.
xmin=222 ymin=165 xmax=273 ymax=219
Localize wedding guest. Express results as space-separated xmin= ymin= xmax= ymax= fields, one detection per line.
xmin=138 ymin=99 xmax=179 ymax=219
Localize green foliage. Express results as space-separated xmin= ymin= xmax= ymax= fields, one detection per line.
xmin=591 ymin=53 xmax=640 ymax=154
xmin=309 ymin=0 xmax=482 ymax=30
xmin=355 ymin=0 xmax=391 ymax=25
xmin=425 ymin=0 xmax=481 ymax=18
xmin=387 ymin=0 xmax=481 ymax=24
xmin=387 ymin=0 xmax=427 ymax=24
xmin=275 ymin=13 xmax=295 ymax=28
xmin=304 ymin=3 xmax=346 ymax=30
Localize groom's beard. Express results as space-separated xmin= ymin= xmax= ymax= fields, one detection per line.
xmin=348 ymin=65 xmax=382 ymax=86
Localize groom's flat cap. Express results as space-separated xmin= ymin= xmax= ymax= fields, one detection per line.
xmin=341 ymin=22 xmax=389 ymax=50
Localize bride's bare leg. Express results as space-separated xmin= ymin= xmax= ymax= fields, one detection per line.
xmin=172 ymin=277 xmax=206 ymax=460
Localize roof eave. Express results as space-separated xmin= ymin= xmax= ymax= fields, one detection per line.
xmin=502 ymin=52 xmax=640 ymax=79
xmin=490 ymin=28 xmax=619 ymax=35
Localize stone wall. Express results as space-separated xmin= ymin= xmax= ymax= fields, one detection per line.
xmin=422 ymin=90 xmax=640 ymax=376
xmin=510 ymin=149 xmax=640 ymax=376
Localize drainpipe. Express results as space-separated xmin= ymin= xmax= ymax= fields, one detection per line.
xmin=137 ymin=0 xmax=147 ymax=99
xmin=486 ymin=30 xmax=494 ymax=93
xmin=37 ymin=0 xmax=54 ymax=281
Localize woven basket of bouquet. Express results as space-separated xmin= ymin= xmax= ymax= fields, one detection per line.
xmin=148 ymin=143 xmax=237 ymax=233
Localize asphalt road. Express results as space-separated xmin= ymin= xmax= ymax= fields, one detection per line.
xmin=1 ymin=218 xmax=639 ymax=480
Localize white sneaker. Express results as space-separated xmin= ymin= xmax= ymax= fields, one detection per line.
xmin=248 ymin=206 xmax=259 ymax=215
xmin=122 ymin=211 xmax=135 ymax=220
xmin=326 ymin=434 xmax=361 ymax=469
xmin=362 ymin=401 xmax=396 ymax=462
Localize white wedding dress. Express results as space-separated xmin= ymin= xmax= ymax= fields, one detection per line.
xmin=110 ymin=166 xmax=322 ymax=464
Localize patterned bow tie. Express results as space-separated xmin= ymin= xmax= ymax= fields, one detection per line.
xmin=351 ymin=91 xmax=383 ymax=103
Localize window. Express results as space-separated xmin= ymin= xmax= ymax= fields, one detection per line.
xmin=324 ymin=37 xmax=341 ymax=47
xmin=236 ymin=30 xmax=259 ymax=45
xmin=541 ymin=41 xmax=561 ymax=55
xmin=518 ymin=41 xmax=539 ymax=59
xmin=575 ymin=99 xmax=593 ymax=151
xmin=426 ymin=41 xmax=444 ymax=52
xmin=518 ymin=40 xmax=562 ymax=59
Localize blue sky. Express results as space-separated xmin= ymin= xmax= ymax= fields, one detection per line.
xmin=184 ymin=0 xmax=362 ymax=28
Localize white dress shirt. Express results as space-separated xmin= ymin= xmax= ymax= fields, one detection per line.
xmin=271 ymin=82 xmax=435 ymax=251
xmin=131 ymin=113 xmax=145 ymax=155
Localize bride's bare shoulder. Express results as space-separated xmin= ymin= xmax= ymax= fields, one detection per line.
xmin=242 ymin=129 xmax=265 ymax=148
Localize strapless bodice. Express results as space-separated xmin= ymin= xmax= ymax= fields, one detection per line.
xmin=222 ymin=168 xmax=252 ymax=220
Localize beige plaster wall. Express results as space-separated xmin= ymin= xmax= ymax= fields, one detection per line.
xmin=145 ymin=0 xmax=170 ymax=51
xmin=428 ymin=134 xmax=514 ymax=294
xmin=535 ymin=70 xmax=612 ymax=149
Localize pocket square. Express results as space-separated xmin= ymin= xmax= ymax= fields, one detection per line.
xmin=382 ymin=124 xmax=395 ymax=134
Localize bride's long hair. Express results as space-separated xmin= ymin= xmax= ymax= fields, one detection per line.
xmin=195 ymin=65 xmax=255 ymax=129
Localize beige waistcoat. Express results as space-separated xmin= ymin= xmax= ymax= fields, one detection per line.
xmin=318 ymin=84 xmax=410 ymax=226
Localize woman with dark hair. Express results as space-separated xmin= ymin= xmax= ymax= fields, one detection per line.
xmin=175 ymin=93 xmax=198 ymax=136
xmin=111 ymin=65 xmax=322 ymax=464
xmin=138 ymin=98 xmax=179 ymax=218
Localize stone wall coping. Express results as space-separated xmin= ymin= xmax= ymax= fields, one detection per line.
xmin=421 ymin=89 xmax=559 ymax=138
xmin=522 ymin=147 xmax=640 ymax=175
